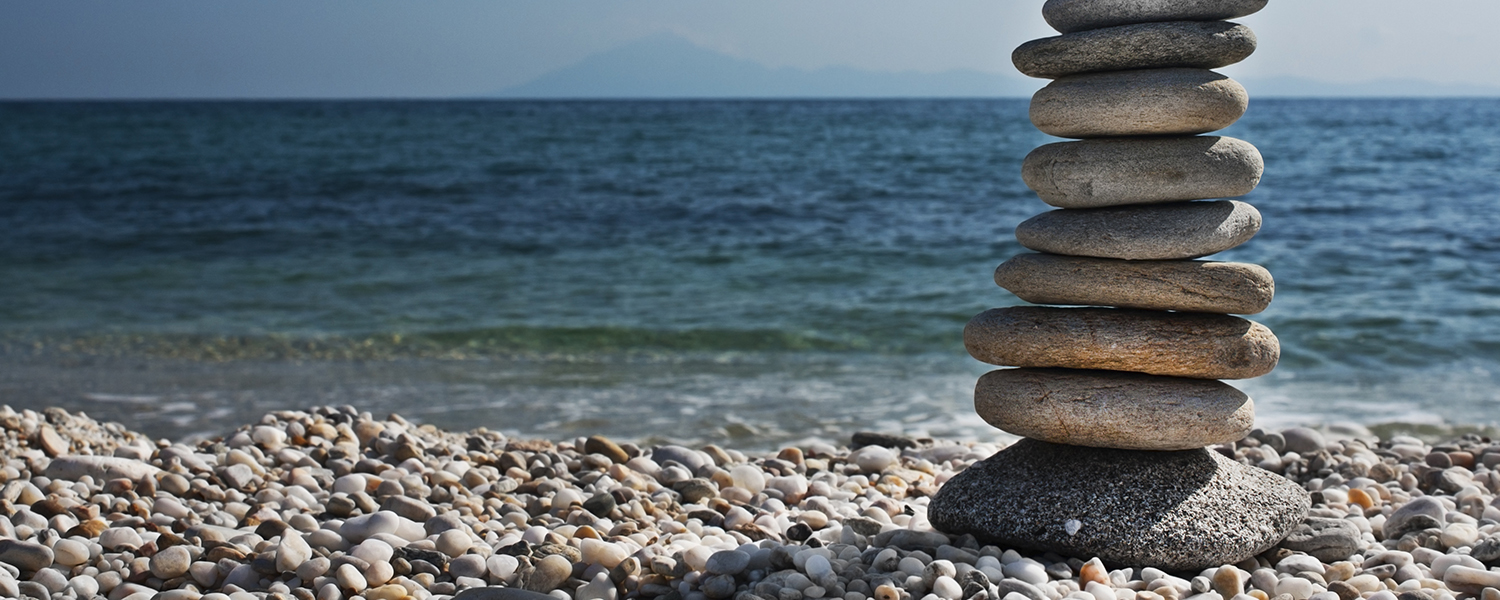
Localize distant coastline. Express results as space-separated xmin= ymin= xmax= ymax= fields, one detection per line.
xmin=486 ymin=34 xmax=1500 ymax=100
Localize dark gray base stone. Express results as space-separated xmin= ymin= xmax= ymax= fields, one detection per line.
xmin=930 ymin=439 xmax=1308 ymax=571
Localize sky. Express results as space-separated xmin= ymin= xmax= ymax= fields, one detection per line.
xmin=2 ymin=1 xmax=1499 ymax=99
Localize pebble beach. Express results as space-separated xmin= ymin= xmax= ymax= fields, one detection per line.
xmin=0 ymin=406 xmax=1498 ymax=600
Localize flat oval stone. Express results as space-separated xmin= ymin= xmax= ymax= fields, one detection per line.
xmin=44 ymin=455 xmax=161 ymax=483
xmin=1277 ymin=517 xmax=1362 ymax=562
xmin=1030 ymin=69 xmax=1247 ymax=138
xmin=1015 ymin=21 xmax=1256 ymax=79
xmin=964 ymin=306 xmax=1279 ymax=379
xmin=929 ymin=438 xmax=1308 ymax=571
xmin=1043 ymin=0 xmax=1268 ymax=34
xmin=0 ymin=539 xmax=54 ymax=572
xmin=1023 ymin=136 xmax=1262 ymax=208
xmin=994 ymin=253 xmax=1273 ymax=314
xmin=975 ymin=368 xmax=1253 ymax=450
xmin=1016 ymin=200 xmax=1260 ymax=260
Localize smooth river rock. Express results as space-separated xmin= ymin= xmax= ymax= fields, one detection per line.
xmin=1030 ymin=69 xmax=1247 ymax=138
xmin=44 ymin=455 xmax=161 ymax=483
xmin=994 ymin=253 xmax=1274 ymax=314
xmin=965 ymin=306 xmax=1279 ymax=379
xmin=1015 ymin=200 xmax=1261 ymax=260
xmin=0 ymin=539 xmax=54 ymax=572
xmin=1014 ymin=21 xmax=1256 ymax=79
xmin=1022 ymin=136 xmax=1262 ymax=208
xmin=974 ymin=368 xmax=1253 ymax=450
xmin=1277 ymin=517 xmax=1363 ymax=562
xmin=929 ymin=438 xmax=1308 ymax=571
xmin=1042 ymin=0 xmax=1268 ymax=34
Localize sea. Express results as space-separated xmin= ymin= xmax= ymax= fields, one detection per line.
xmin=3 ymin=98 xmax=1500 ymax=448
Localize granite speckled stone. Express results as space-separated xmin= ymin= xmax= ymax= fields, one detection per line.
xmin=994 ymin=253 xmax=1274 ymax=314
xmin=1030 ymin=69 xmax=1247 ymax=138
xmin=1014 ymin=21 xmax=1256 ymax=79
xmin=964 ymin=306 xmax=1279 ymax=379
xmin=1042 ymin=0 xmax=1269 ymax=34
xmin=1022 ymin=136 xmax=1262 ymax=208
xmin=974 ymin=368 xmax=1254 ymax=450
xmin=1015 ymin=200 xmax=1261 ymax=260
xmin=928 ymin=438 xmax=1309 ymax=571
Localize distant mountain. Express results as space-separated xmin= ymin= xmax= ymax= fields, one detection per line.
xmin=1239 ymin=76 xmax=1500 ymax=98
xmin=493 ymin=34 xmax=1500 ymax=99
xmin=492 ymin=34 xmax=1043 ymax=99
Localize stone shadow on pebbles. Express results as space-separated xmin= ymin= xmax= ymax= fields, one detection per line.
xmin=929 ymin=439 xmax=1309 ymax=571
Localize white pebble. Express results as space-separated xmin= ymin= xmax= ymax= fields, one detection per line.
xmin=333 ymin=474 xmax=367 ymax=495
xmin=1275 ymin=577 xmax=1316 ymax=600
xmin=932 ymin=575 xmax=963 ymax=600
xmin=488 ymin=553 xmax=520 ymax=582
xmin=1003 ymin=558 xmax=1049 ymax=585
xmin=51 ymin=539 xmax=90 ymax=567
xmin=277 ymin=529 xmax=312 ymax=573
xmin=729 ymin=465 xmax=767 ymax=493
xmin=435 ymin=529 xmax=472 ymax=557
xmin=351 ymin=539 xmax=394 ymax=564
xmin=850 ymin=446 xmax=897 ymax=472
xmin=580 ymin=538 xmax=629 ymax=569
xmin=336 ymin=563 xmax=367 ymax=592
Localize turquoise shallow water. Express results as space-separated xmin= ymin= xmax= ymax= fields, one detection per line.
xmin=2 ymin=99 xmax=1500 ymax=446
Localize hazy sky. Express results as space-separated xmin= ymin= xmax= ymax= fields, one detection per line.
xmin=3 ymin=1 xmax=1499 ymax=98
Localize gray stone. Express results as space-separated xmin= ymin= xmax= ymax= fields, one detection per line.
xmin=1015 ymin=21 xmax=1256 ymax=79
xmin=851 ymin=431 xmax=918 ymax=450
xmin=1280 ymin=427 xmax=1327 ymax=454
xmin=0 ymin=540 xmax=54 ymax=572
xmin=702 ymin=573 xmax=739 ymax=599
xmin=1031 ymin=69 xmax=1247 ymax=138
xmin=929 ymin=438 xmax=1308 ymax=571
xmin=524 ymin=554 xmax=574 ymax=593
xmin=17 ymin=581 xmax=49 ymax=600
xmin=706 ymin=550 xmax=751 ymax=576
xmin=1015 ymin=200 xmax=1261 ymax=260
xmin=1043 ymin=0 xmax=1268 ymax=34
xmin=651 ymin=445 xmax=710 ymax=472
xmin=1023 ymin=136 xmax=1262 ymax=208
xmin=43 ymin=455 xmax=160 ymax=483
xmin=974 ymin=368 xmax=1253 ymax=450
xmin=1384 ymin=497 xmax=1447 ymax=540
xmin=965 ymin=306 xmax=1279 ymax=380
xmin=1279 ymin=518 xmax=1362 ymax=562
xmin=998 ymin=578 xmax=1049 ymax=600
xmin=872 ymin=529 xmax=952 ymax=552
xmin=27 ymin=568 xmax=65 ymax=594
xmin=994 ymin=254 xmax=1273 ymax=314
xmin=219 ymin=463 xmax=258 ymax=491
xmin=453 ymin=589 xmax=557 ymax=600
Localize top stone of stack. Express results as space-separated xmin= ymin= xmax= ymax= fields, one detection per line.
xmin=1042 ymin=0 xmax=1269 ymax=34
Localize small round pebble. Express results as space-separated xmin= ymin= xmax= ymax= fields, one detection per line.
xmin=150 ymin=546 xmax=192 ymax=579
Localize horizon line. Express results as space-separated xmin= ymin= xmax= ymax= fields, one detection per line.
xmin=5 ymin=95 xmax=1500 ymax=102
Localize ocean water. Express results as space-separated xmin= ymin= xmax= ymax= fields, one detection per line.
xmin=2 ymin=98 xmax=1499 ymax=447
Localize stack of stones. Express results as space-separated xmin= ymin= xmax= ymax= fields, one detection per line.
xmin=931 ymin=0 xmax=1311 ymax=571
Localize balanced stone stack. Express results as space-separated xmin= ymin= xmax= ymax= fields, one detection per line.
xmin=931 ymin=0 xmax=1310 ymax=570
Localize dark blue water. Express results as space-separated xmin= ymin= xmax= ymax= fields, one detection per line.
xmin=3 ymin=99 xmax=1499 ymax=445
